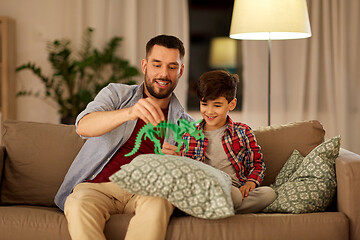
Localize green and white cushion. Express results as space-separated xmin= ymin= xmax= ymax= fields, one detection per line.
xmin=263 ymin=136 xmax=340 ymax=213
xmin=271 ymin=149 xmax=304 ymax=189
xmin=110 ymin=154 xmax=234 ymax=219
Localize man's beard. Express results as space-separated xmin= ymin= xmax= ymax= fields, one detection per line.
xmin=144 ymin=74 xmax=178 ymax=99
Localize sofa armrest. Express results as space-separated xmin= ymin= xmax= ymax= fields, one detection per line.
xmin=336 ymin=148 xmax=360 ymax=240
xmin=0 ymin=145 xmax=5 ymax=186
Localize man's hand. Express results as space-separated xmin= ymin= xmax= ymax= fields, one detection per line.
xmin=128 ymin=98 xmax=165 ymax=126
xmin=162 ymin=142 xmax=180 ymax=156
xmin=239 ymin=181 xmax=256 ymax=199
xmin=77 ymin=98 xmax=165 ymax=137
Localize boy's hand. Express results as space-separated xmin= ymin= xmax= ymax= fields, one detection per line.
xmin=239 ymin=181 xmax=256 ymax=199
xmin=162 ymin=142 xmax=180 ymax=156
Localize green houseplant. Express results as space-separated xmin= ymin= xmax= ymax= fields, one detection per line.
xmin=16 ymin=28 xmax=139 ymax=124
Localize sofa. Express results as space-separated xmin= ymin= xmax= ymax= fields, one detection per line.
xmin=0 ymin=119 xmax=359 ymax=240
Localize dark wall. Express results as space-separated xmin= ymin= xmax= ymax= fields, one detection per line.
xmin=188 ymin=0 xmax=243 ymax=110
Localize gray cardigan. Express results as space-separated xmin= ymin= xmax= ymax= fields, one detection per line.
xmin=54 ymin=83 xmax=193 ymax=210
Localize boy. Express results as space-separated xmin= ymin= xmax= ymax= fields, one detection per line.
xmin=164 ymin=70 xmax=276 ymax=213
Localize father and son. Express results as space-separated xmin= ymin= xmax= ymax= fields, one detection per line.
xmin=54 ymin=35 xmax=276 ymax=240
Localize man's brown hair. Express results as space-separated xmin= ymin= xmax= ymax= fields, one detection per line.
xmin=146 ymin=35 xmax=185 ymax=59
xmin=197 ymin=70 xmax=239 ymax=103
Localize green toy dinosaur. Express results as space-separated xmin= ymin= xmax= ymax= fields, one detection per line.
xmin=124 ymin=119 xmax=204 ymax=157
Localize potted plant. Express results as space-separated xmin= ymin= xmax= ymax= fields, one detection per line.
xmin=16 ymin=28 xmax=139 ymax=124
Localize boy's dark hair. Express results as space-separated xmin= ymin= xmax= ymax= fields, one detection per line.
xmin=197 ymin=70 xmax=239 ymax=103
xmin=146 ymin=35 xmax=185 ymax=59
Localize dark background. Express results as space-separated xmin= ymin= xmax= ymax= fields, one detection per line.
xmin=187 ymin=0 xmax=243 ymax=111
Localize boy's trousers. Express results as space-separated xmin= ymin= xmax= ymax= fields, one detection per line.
xmin=64 ymin=182 xmax=174 ymax=240
xmin=231 ymin=186 xmax=276 ymax=213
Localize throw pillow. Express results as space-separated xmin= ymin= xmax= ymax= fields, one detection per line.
xmin=263 ymin=136 xmax=340 ymax=213
xmin=253 ymin=120 xmax=325 ymax=186
xmin=110 ymin=154 xmax=234 ymax=219
xmin=271 ymin=149 xmax=304 ymax=189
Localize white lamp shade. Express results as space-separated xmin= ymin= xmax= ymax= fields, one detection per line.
xmin=230 ymin=0 xmax=312 ymax=40
xmin=209 ymin=37 xmax=237 ymax=68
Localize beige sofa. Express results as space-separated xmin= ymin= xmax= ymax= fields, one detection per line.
xmin=0 ymin=120 xmax=359 ymax=240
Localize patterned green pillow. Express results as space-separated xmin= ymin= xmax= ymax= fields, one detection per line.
xmin=109 ymin=154 xmax=234 ymax=219
xmin=263 ymin=136 xmax=340 ymax=213
xmin=271 ymin=149 xmax=304 ymax=189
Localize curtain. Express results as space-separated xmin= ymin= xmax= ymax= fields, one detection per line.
xmin=241 ymin=0 xmax=360 ymax=154
xmin=0 ymin=0 xmax=189 ymax=123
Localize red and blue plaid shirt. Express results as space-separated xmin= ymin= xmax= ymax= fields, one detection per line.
xmin=181 ymin=116 xmax=265 ymax=187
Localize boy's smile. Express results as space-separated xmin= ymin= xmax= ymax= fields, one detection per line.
xmin=200 ymin=96 xmax=237 ymax=131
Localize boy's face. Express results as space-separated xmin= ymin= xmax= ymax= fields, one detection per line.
xmin=200 ymin=96 xmax=237 ymax=131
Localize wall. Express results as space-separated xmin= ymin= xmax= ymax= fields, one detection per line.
xmin=0 ymin=0 xmax=189 ymax=124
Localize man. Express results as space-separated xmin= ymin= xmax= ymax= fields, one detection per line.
xmin=55 ymin=35 xmax=192 ymax=240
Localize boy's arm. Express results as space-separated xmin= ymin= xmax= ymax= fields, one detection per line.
xmin=243 ymin=127 xmax=265 ymax=187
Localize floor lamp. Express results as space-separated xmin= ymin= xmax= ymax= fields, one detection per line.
xmin=229 ymin=0 xmax=312 ymax=126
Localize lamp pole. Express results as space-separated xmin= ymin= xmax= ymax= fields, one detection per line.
xmin=229 ymin=0 xmax=312 ymax=126
xmin=268 ymin=37 xmax=272 ymax=126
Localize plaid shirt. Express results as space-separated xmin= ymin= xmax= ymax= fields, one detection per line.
xmin=181 ymin=116 xmax=265 ymax=187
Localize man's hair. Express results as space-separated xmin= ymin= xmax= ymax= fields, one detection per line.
xmin=146 ymin=35 xmax=185 ymax=59
xmin=197 ymin=70 xmax=239 ymax=103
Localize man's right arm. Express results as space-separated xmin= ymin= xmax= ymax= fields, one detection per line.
xmin=76 ymin=108 xmax=132 ymax=137
xmin=77 ymin=98 xmax=165 ymax=137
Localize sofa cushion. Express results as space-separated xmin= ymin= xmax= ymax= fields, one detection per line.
xmin=271 ymin=149 xmax=304 ymax=188
xmin=263 ymin=136 xmax=340 ymax=213
xmin=0 ymin=206 xmax=349 ymax=240
xmin=253 ymin=120 xmax=325 ymax=186
xmin=110 ymin=154 xmax=234 ymax=219
xmin=0 ymin=206 xmax=71 ymax=240
xmin=1 ymin=120 xmax=85 ymax=206
xmin=169 ymin=212 xmax=348 ymax=240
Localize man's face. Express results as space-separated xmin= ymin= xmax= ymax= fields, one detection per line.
xmin=142 ymin=45 xmax=184 ymax=99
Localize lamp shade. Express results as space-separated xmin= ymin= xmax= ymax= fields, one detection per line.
xmin=229 ymin=0 xmax=312 ymax=40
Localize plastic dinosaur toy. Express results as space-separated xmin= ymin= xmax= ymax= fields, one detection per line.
xmin=124 ymin=119 xmax=204 ymax=157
